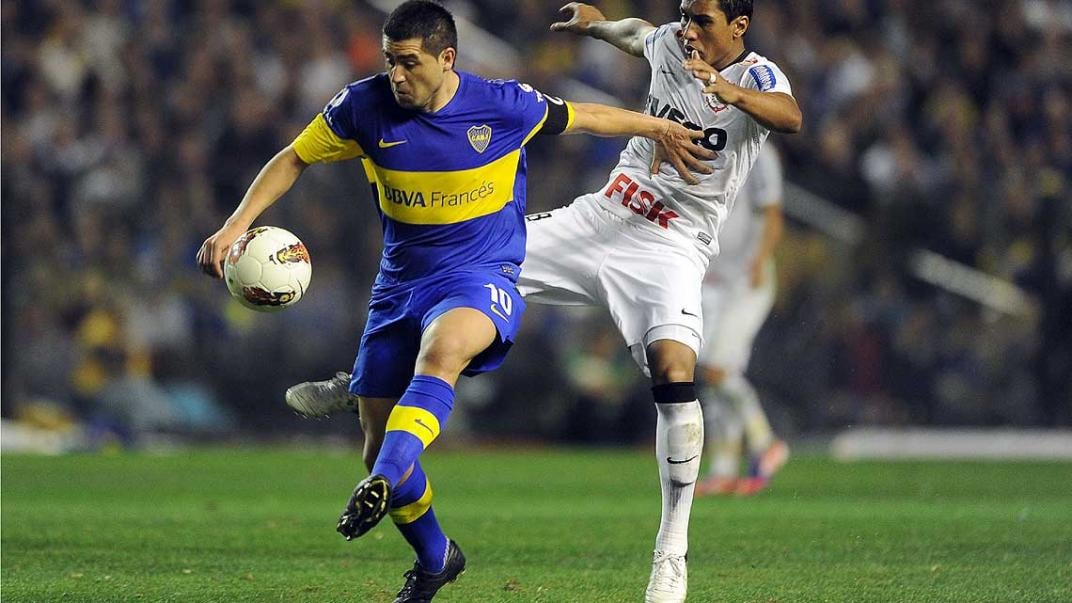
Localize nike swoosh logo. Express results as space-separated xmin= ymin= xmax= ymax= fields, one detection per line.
xmin=681 ymin=309 xmax=699 ymax=317
xmin=490 ymin=305 xmax=508 ymax=321
xmin=413 ymin=418 xmax=434 ymax=435
xmin=667 ymin=455 xmax=698 ymax=465
xmin=378 ymin=138 xmax=408 ymax=148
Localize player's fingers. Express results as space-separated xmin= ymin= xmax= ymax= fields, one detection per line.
xmin=670 ymin=154 xmax=700 ymax=185
xmin=649 ymin=153 xmax=663 ymax=176
xmin=682 ymin=150 xmax=713 ymax=174
xmin=688 ymin=141 xmax=718 ymax=160
xmin=678 ymin=148 xmax=713 ymax=174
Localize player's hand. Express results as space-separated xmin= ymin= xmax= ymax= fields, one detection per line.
xmin=196 ymin=223 xmax=247 ymax=279
xmin=650 ymin=122 xmax=716 ymax=185
xmin=683 ymin=51 xmax=741 ymax=105
xmin=550 ymin=2 xmax=606 ymax=35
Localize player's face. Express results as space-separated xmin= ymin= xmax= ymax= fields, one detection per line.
xmin=678 ymin=1 xmax=749 ymax=67
xmin=383 ymin=37 xmax=455 ymax=110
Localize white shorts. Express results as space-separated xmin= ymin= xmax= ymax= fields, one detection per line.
xmin=698 ymin=259 xmax=776 ymax=375
xmin=519 ymin=199 xmax=706 ymax=374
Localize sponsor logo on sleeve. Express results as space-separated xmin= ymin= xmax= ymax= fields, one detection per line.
xmin=749 ymin=65 xmax=777 ymax=92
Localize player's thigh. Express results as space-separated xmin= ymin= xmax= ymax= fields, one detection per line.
xmin=418 ymin=272 xmax=526 ymax=381
xmin=701 ymin=271 xmax=776 ymax=375
xmin=415 ymin=308 xmax=498 ymax=383
xmin=599 ymin=243 xmax=705 ymax=375
xmin=519 ymin=204 xmax=604 ymax=305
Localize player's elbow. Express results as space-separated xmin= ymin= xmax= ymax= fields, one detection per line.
xmin=779 ymin=107 xmax=803 ymax=134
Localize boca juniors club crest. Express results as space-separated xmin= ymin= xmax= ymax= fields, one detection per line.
xmin=467 ymin=124 xmax=492 ymax=153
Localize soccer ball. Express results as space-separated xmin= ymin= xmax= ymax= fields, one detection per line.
xmin=223 ymin=226 xmax=312 ymax=312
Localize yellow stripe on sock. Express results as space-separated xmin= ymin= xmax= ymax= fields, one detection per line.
xmin=386 ymin=405 xmax=441 ymax=449
xmin=389 ymin=480 xmax=434 ymax=525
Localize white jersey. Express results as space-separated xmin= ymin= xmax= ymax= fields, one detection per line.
xmin=705 ymin=143 xmax=783 ymax=284
xmin=576 ymin=23 xmax=792 ymax=261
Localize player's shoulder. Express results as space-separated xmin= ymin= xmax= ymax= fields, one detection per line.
xmin=463 ymin=72 xmax=551 ymax=115
xmin=646 ymin=22 xmax=683 ymax=57
xmin=339 ymin=73 xmax=390 ymax=102
xmin=466 ymin=73 xmax=534 ymax=101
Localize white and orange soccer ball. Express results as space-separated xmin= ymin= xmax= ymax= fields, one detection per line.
xmin=224 ymin=226 xmax=311 ymax=312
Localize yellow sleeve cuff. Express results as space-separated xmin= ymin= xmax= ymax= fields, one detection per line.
xmin=292 ymin=114 xmax=364 ymax=164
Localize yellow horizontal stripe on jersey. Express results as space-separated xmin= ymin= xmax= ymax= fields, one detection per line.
xmin=292 ymin=114 xmax=364 ymax=164
xmin=369 ymin=150 xmax=521 ymax=225
xmin=389 ymin=481 xmax=434 ymax=525
xmin=386 ymin=405 xmax=441 ymax=448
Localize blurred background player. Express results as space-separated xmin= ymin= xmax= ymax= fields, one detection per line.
xmin=695 ymin=142 xmax=789 ymax=497
xmin=200 ymin=2 xmax=708 ymax=601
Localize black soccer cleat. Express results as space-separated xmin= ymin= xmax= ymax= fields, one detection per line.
xmin=393 ymin=539 xmax=467 ymax=603
xmin=336 ymin=474 xmax=391 ymax=541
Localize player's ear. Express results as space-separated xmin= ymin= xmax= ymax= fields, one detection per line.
xmin=439 ymin=47 xmax=456 ymax=71
xmin=732 ymin=16 xmax=749 ymax=39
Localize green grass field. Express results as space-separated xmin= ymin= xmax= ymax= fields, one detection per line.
xmin=3 ymin=448 xmax=1070 ymax=602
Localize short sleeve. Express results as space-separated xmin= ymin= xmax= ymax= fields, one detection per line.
xmin=321 ymin=85 xmax=360 ymax=140
xmin=291 ymin=85 xmax=366 ymax=164
xmin=643 ymin=23 xmax=679 ymax=64
xmin=292 ymin=114 xmax=364 ymax=164
xmin=496 ymin=81 xmax=555 ymax=145
xmin=740 ymin=62 xmax=793 ymax=96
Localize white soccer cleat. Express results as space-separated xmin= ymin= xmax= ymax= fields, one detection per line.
xmin=645 ymin=550 xmax=688 ymax=603
xmin=285 ymin=372 xmax=356 ymax=418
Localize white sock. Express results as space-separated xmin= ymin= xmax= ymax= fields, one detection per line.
xmin=701 ymin=386 xmax=743 ymax=478
xmin=721 ymin=374 xmax=773 ymax=455
xmin=654 ymin=400 xmax=703 ymax=556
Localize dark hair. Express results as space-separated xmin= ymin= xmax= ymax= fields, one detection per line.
xmin=719 ymin=0 xmax=753 ymax=21
xmin=383 ymin=0 xmax=458 ymax=57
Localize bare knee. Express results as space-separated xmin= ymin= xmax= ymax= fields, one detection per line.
xmin=414 ymin=339 xmax=471 ymax=380
xmin=647 ymin=340 xmax=697 ymax=385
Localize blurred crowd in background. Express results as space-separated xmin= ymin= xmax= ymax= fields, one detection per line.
xmin=3 ymin=0 xmax=1070 ymax=448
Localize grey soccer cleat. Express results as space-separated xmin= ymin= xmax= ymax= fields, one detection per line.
xmin=285 ymin=371 xmax=356 ymax=418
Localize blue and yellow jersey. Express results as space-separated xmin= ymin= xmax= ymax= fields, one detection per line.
xmin=291 ymin=71 xmax=574 ymax=290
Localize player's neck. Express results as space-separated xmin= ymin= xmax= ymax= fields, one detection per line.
xmin=424 ymin=71 xmax=461 ymax=113
xmin=711 ymin=43 xmax=748 ymax=71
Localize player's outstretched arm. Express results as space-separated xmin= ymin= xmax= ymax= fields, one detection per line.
xmin=683 ymin=53 xmax=802 ymax=133
xmin=196 ymin=145 xmax=309 ymax=278
xmin=567 ymin=102 xmax=715 ymax=184
xmin=550 ymin=2 xmax=655 ymax=57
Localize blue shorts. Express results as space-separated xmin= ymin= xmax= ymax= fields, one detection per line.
xmin=351 ymin=271 xmax=526 ymax=398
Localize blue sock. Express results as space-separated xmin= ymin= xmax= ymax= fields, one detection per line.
xmin=372 ymin=375 xmax=454 ymax=486
xmin=389 ymin=460 xmax=449 ymax=572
